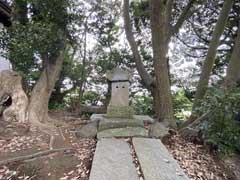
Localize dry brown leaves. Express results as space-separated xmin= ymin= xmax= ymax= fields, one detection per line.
xmin=0 ymin=126 xmax=96 ymax=180
xmin=59 ymin=130 xmax=96 ymax=180
xmin=165 ymin=135 xmax=228 ymax=180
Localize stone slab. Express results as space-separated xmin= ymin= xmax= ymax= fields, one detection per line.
xmin=98 ymin=118 xmax=144 ymax=131
xmin=134 ymin=115 xmax=155 ymax=123
xmin=89 ymin=138 xmax=138 ymax=180
xmin=97 ymin=127 xmax=148 ymax=139
xmin=107 ymin=105 xmax=134 ymax=118
xmin=90 ymin=114 xmax=154 ymax=123
xmin=133 ymin=138 xmax=189 ymax=180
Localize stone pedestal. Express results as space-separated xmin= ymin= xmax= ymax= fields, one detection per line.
xmin=90 ymin=68 xmax=154 ymax=139
xmin=90 ymin=114 xmax=154 ymax=139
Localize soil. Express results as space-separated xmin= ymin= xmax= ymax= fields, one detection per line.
xmin=165 ymin=134 xmax=240 ymax=180
xmin=0 ymin=112 xmax=239 ymax=180
xmin=0 ymin=113 xmax=96 ymax=180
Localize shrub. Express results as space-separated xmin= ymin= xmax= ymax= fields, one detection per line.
xmin=201 ymin=87 xmax=240 ymax=155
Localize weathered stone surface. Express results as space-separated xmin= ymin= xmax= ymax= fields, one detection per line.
xmin=106 ymin=68 xmax=131 ymax=81
xmin=75 ymin=121 xmax=98 ymax=138
xmin=107 ymin=105 xmax=134 ymax=118
xmin=133 ymin=138 xmax=189 ymax=180
xmin=89 ymin=138 xmax=138 ymax=180
xmin=134 ymin=115 xmax=155 ymax=124
xmin=90 ymin=114 xmax=154 ymax=123
xmin=149 ymin=122 xmax=170 ymax=139
xmin=108 ymin=82 xmax=130 ymax=107
xmin=106 ymin=68 xmax=134 ymax=118
xmin=90 ymin=114 xmax=105 ymax=121
xmin=98 ymin=118 xmax=144 ymax=131
xmin=97 ymin=127 xmax=148 ymax=139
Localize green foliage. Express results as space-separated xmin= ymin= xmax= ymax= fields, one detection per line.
xmin=132 ymin=95 xmax=153 ymax=116
xmin=201 ymin=87 xmax=240 ymax=155
xmin=82 ymin=91 xmax=102 ymax=106
xmin=173 ymin=90 xmax=192 ymax=124
xmin=0 ymin=0 xmax=73 ymax=88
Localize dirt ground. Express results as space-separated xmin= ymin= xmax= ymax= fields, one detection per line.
xmin=0 ymin=113 xmax=96 ymax=180
xmin=0 ymin=112 xmax=239 ymax=180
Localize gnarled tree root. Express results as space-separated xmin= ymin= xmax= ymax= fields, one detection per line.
xmin=0 ymin=147 xmax=71 ymax=166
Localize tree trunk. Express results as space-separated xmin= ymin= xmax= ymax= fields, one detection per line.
xmin=182 ymin=0 xmax=234 ymax=128
xmin=28 ymin=51 xmax=64 ymax=125
xmin=224 ymin=23 xmax=240 ymax=90
xmin=192 ymin=0 xmax=233 ymax=110
xmin=123 ymin=0 xmax=154 ymax=90
xmin=123 ymin=0 xmax=194 ymax=128
xmin=150 ymin=0 xmax=176 ymax=128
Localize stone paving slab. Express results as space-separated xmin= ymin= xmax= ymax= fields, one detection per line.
xmin=89 ymin=138 xmax=138 ymax=180
xmin=98 ymin=118 xmax=144 ymax=131
xmin=90 ymin=113 xmax=155 ymax=123
xmin=133 ymin=138 xmax=189 ymax=180
xmin=97 ymin=127 xmax=148 ymax=139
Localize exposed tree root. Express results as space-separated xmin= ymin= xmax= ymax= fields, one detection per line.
xmin=0 ymin=147 xmax=71 ymax=166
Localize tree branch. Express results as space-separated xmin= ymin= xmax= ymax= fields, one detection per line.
xmin=171 ymin=0 xmax=195 ymax=35
xmin=0 ymin=148 xmax=71 ymax=166
xmin=123 ymin=0 xmax=154 ymax=90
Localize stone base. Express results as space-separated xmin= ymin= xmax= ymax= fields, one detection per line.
xmin=98 ymin=118 xmax=144 ymax=131
xmin=90 ymin=114 xmax=155 ymax=124
xmin=106 ymin=105 xmax=134 ymax=119
xmin=97 ymin=127 xmax=148 ymax=139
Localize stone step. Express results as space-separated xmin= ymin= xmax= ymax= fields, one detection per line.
xmin=90 ymin=113 xmax=155 ymax=124
xmin=98 ymin=118 xmax=144 ymax=131
xmin=89 ymin=138 xmax=139 ymax=180
xmin=97 ymin=127 xmax=148 ymax=139
xmin=133 ymin=138 xmax=189 ymax=180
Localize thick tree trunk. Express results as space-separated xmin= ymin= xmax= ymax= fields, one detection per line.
xmin=150 ymin=0 xmax=176 ymax=128
xmin=123 ymin=0 xmax=166 ymax=122
xmin=123 ymin=0 xmax=194 ymax=128
xmin=192 ymin=0 xmax=233 ymax=110
xmin=224 ymin=24 xmax=240 ymax=90
xmin=28 ymin=51 xmax=64 ymax=125
xmin=0 ymin=71 xmax=28 ymax=123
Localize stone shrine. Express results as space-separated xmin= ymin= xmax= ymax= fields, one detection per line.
xmin=90 ymin=68 xmax=154 ymax=139
xmin=106 ymin=68 xmax=133 ymax=118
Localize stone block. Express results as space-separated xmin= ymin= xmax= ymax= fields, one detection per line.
xmin=97 ymin=127 xmax=148 ymax=139
xmin=133 ymin=138 xmax=189 ymax=180
xmin=106 ymin=105 xmax=134 ymax=118
xmin=89 ymin=138 xmax=138 ymax=180
xmin=98 ymin=118 xmax=144 ymax=131
xmin=149 ymin=122 xmax=170 ymax=139
xmin=75 ymin=121 xmax=98 ymax=138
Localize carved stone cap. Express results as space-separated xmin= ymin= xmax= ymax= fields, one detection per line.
xmin=106 ymin=68 xmax=131 ymax=82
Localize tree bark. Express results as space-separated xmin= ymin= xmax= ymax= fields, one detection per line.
xmin=123 ymin=0 xmax=154 ymax=90
xmin=123 ymin=0 xmax=195 ymax=128
xmin=182 ymin=0 xmax=234 ymax=128
xmin=123 ymin=0 xmax=161 ymax=118
xmin=192 ymin=0 xmax=233 ymax=110
xmin=28 ymin=51 xmax=65 ymax=125
xmin=150 ymin=0 xmax=176 ymax=128
xmin=224 ymin=23 xmax=240 ymax=90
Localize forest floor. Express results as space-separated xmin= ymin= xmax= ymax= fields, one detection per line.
xmin=0 ymin=112 xmax=239 ymax=180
